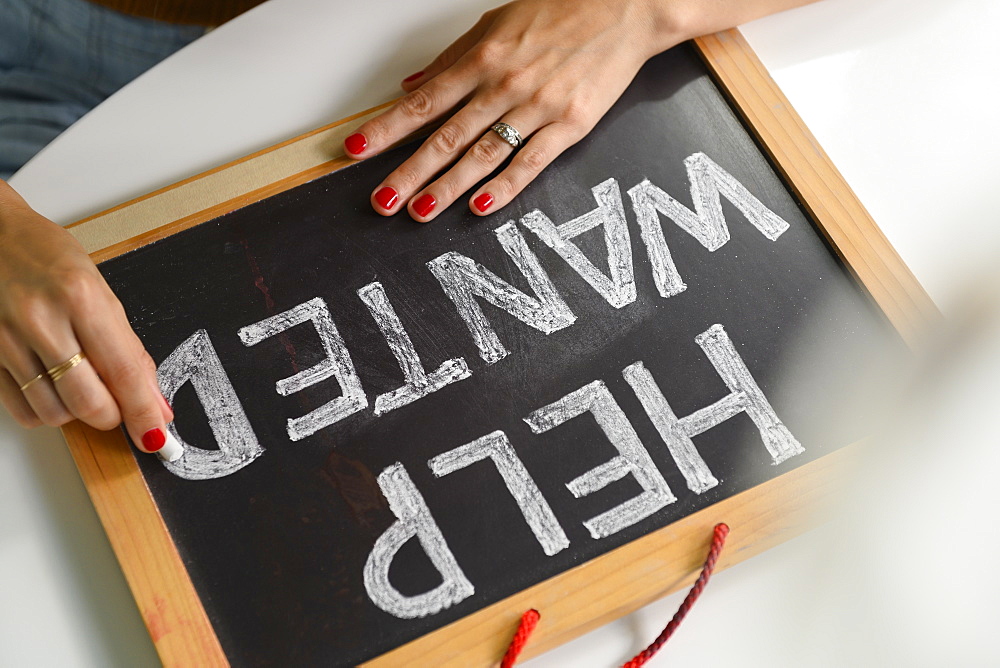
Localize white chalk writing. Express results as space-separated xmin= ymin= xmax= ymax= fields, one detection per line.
xmin=521 ymin=178 xmax=636 ymax=309
xmin=628 ymin=152 xmax=791 ymax=298
xmin=428 ymin=221 xmax=576 ymax=364
xmin=157 ymin=329 xmax=263 ymax=480
xmin=363 ymin=463 xmax=474 ymax=619
xmin=524 ymin=381 xmax=676 ymax=539
xmin=238 ymin=297 xmax=367 ymax=441
xmin=429 ymin=430 xmax=569 ymax=556
xmin=358 ymin=281 xmax=471 ymax=415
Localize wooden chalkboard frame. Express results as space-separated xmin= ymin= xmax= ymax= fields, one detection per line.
xmin=61 ymin=29 xmax=935 ymax=667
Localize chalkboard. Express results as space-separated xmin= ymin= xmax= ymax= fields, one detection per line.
xmin=65 ymin=31 xmax=932 ymax=668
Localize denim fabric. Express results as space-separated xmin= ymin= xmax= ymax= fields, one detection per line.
xmin=0 ymin=0 xmax=204 ymax=179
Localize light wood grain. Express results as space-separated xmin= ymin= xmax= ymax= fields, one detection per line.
xmin=62 ymin=421 xmax=229 ymax=666
xmin=57 ymin=28 xmax=935 ymax=667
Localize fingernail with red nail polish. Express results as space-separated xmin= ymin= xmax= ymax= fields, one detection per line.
xmin=142 ymin=427 xmax=166 ymax=452
xmin=161 ymin=394 xmax=172 ymax=411
xmin=402 ymin=71 xmax=424 ymax=83
xmin=345 ymin=133 xmax=367 ymax=155
xmin=413 ymin=194 xmax=436 ymax=218
xmin=375 ymin=186 xmax=398 ymax=210
xmin=474 ymin=193 xmax=494 ymax=213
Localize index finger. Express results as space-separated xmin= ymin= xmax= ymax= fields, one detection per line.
xmin=344 ymin=71 xmax=477 ymax=160
xmin=74 ymin=293 xmax=175 ymax=456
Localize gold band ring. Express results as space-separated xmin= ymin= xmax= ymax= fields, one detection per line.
xmin=47 ymin=352 xmax=86 ymax=383
xmin=19 ymin=372 xmax=46 ymax=392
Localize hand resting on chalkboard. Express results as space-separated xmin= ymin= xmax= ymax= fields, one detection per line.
xmin=0 ymin=180 xmax=175 ymax=457
xmin=0 ymin=0 xmax=815 ymax=463
xmin=346 ymin=0 xmax=817 ymax=222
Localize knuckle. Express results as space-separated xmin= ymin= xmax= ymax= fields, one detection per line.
xmin=518 ymin=146 xmax=549 ymax=174
xmin=433 ymin=179 xmax=460 ymax=203
xmin=391 ymin=163 xmax=422 ymax=191
xmin=57 ymin=268 xmax=99 ymax=305
xmin=397 ymin=87 xmax=436 ymax=121
xmin=102 ymin=357 xmax=141 ymax=390
xmin=429 ymin=123 xmax=465 ymax=156
xmin=560 ymin=99 xmax=592 ymax=129
xmin=2 ymin=395 xmax=41 ymax=428
xmin=0 ymin=323 xmax=16 ymax=350
xmin=39 ymin=406 xmax=73 ymax=427
xmin=15 ymin=411 xmax=42 ymax=429
xmin=470 ymin=41 xmax=503 ymax=69
xmin=11 ymin=295 xmax=49 ymax=337
xmin=529 ymin=88 xmax=558 ymax=114
xmin=75 ymin=395 xmax=117 ymax=430
xmin=138 ymin=349 xmax=158 ymax=374
xmin=497 ymin=68 xmax=530 ymax=96
xmin=491 ymin=174 xmax=518 ymax=199
xmin=469 ymin=138 xmax=505 ymax=166
xmin=363 ymin=118 xmax=390 ymax=146
xmin=124 ymin=402 xmax=161 ymax=431
xmin=91 ymin=414 xmax=121 ymax=431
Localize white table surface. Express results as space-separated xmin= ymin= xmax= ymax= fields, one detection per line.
xmin=4 ymin=0 xmax=1000 ymax=665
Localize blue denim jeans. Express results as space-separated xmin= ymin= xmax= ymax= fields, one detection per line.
xmin=0 ymin=0 xmax=204 ymax=179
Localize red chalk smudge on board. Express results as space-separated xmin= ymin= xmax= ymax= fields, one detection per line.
xmin=145 ymin=594 xmax=173 ymax=643
xmin=240 ymin=238 xmax=302 ymax=375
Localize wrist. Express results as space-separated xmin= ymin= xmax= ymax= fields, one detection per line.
xmin=0 ymin=181 xmax=44 ymax=240
xmin=633 ymin=0 xmax=697 ymax=59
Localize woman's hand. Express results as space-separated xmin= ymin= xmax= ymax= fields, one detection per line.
xmin=0 ymin=180 xmax=173 ymax=454
xmin=344 ymin=0 xmax=685 ymax=221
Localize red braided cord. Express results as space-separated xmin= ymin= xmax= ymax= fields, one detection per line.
xmin=621 ymin=523 xmax=730 ymax=668
xmin=501 ymin=608 xmax=541 ymax=668
xmin=499 ymin=524 xmax=729 ymax=668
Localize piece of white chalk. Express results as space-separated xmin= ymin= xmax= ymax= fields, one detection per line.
xmin=157 ymin=430 xmax=184 ymax=462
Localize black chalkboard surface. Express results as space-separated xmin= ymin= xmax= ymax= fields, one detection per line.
xmin=97 ymin=43 xmax=894 ymax=666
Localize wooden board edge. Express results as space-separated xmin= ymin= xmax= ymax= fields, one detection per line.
xmin=363 ymin=441 xmax=858 ymax=666
xmin=61 ymin=422 xmax=229 ymax=667
xmin=68 ymin=100 xmax=394 ymax=257
xmin=694 ymin=29 xmax=940 ymax=347
xmin=88 ymin=155 xmax=353 ymax=264
xmin=68 ymin=98 xmax=393 ymax=228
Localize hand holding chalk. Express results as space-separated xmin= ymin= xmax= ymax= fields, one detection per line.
xmin=0 ymin=179 xmax=175 ymax=459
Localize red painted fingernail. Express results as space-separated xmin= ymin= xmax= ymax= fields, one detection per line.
xmin=412 ymin=193 xmax=436 ymax=218
xmin=142 ymin=427 xmax=166 ymax=452
xmin=402 ymin=71 xmax=424 ymax=83
xmin=344 ymin=133 xmax=367 ymax=155
xmin=375 ymin=186 xmax=399 ymax=210
xmin=160 ymin=394 xmax=172 ymax=411
xmin=473 ymin=193 xmax=494 ymax=213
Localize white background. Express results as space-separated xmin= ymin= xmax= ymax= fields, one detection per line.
xmin=3 ymin=0 xmax=1000 ymax=665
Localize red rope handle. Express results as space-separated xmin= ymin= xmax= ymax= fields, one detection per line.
xmin=499 ymin=523 xmax=730 ymax=667
xmin=501 ymin=609 xmax=541 ymax=668
xmin=622 ymin=523 xmax=730 ymax=667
